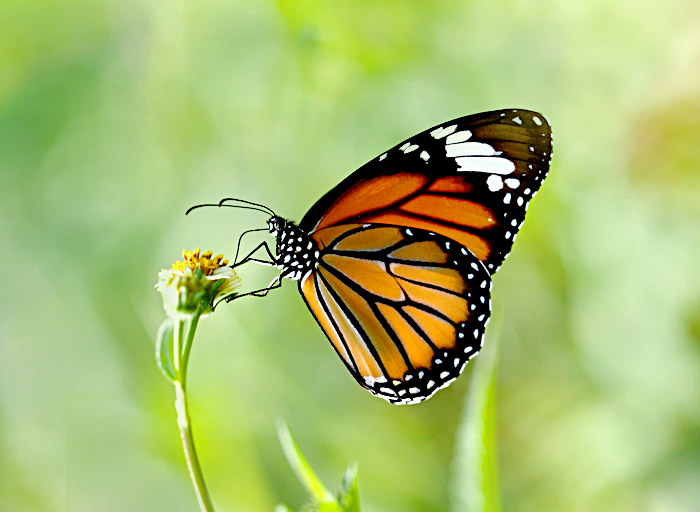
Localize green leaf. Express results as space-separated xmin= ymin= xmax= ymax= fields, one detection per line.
xmin=277 ymin=420 xmax=361 ymax=512
xmin=155 ymin=318 xmax=177 ymax=382
xmin=317 ymin=503 xmax=342 ymax=512
xmin=336 ymin=463 xmax=360 ymax=512
xmin=273 ymin=505 xmax=295 ymax=512
xmin=277 ymin=420 xmax=334 ymax=503
xmin=450 ymin=314 xmax=502 ymax=512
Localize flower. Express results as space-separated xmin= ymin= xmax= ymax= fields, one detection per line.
xmin=156 ymin=248 xmax=241 ymax=317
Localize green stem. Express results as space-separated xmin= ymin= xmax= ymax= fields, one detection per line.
xmin=173 ymin=316 xmax=183 ymax=377
xmin=174 ymin=311 xmax=215 ymax=512
xmin=180 ymin=313 xmax=200 ymax=387
xmin=175 ymin=380 xmax=215 ymax=512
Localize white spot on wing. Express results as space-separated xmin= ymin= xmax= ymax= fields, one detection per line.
xmin=379 ymin=153 xmax=387 ymax=161
xmin=456 ymin=157 xmax=516 ymax=174
xmin=486 ymin=174 xmax=503 ymax=192
xmin=513 ymin=116 xmax=522 ymax=124
xmin=446 ymin=142 xmax=496 ymax=157
xmin=504 ymin=178 xmax=520 ymax=189
xmin=533 ymin=115 xmax=542 ymax=126
xmin=445 ymin=130 xmax=472 ymax=144
xmin=420 ymin=150 xmax=430 ymax=161
xmin=431 ymin=124 xmax=458 ymax=139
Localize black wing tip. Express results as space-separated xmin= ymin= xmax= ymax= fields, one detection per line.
xmin=494 ymin=108 xmax=551 ymax=128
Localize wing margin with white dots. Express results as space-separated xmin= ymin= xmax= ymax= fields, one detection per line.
xmin=298 ymin=224 xmax=491 ymax=404
xmin=299 ymin=109 xmax=552 ymax=274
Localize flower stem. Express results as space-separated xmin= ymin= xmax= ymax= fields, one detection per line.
xmin=175 ymin=380 xmax=215 ymax=512
xmin=174 ymin=312 xmax=215 ymax=512
xmin=180 ymin=313 xmax=200 ymax=386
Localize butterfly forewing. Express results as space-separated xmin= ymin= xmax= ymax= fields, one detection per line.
xmin=299 ymin=224 xmax=491 ymax=404
xmin=299 ymin=109 xmax=552 ymax=273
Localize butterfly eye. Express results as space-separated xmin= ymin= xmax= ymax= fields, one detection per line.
xmin=267 ymin=217 xmax=281 ymax=236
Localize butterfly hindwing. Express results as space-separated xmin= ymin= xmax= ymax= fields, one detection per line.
xmin=298 ymin=224 xmax=491 ymax=404
xmin=300 ymin=109 xmax=552 ymax=273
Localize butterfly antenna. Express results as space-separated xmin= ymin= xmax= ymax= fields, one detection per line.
xmin=185 ymin=198 xmax=276 ymax=217
xmin=219 ymin=197 xmax=276 ymax=216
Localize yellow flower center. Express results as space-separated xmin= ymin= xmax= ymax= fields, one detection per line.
xmin=172 ymin=248 xmax=229 ymax=276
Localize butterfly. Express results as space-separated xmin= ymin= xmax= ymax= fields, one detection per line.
xmin=193 ymin=109 xmax=552 ymax=404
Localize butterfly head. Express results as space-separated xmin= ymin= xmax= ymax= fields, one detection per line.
xmin=266 ymin=215 xmax=287 ymax=238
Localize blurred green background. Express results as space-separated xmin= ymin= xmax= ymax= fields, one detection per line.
xmin=2 ymin=0 xmax=700 ymax=510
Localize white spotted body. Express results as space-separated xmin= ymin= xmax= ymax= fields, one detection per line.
xmin=267 ymin=216 xmax=320 ymax=281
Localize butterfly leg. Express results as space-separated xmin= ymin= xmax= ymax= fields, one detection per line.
xmin=232 ymin=227 xmax=269 ymax=265
xmin=231 ymin=242 xmax=277 ymax=268
xmin=224 ymin=275 xmax=282 ymax=302
xmin=249 ymin=275 xmax=283 ymax=297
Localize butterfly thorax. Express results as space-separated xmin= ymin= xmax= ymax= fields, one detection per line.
xmin=267 ymin=216 xmax=320 ymax=281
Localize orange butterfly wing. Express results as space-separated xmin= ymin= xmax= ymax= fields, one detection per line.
xmin=299 ymin=109 xmax=552 ymax=273
xmin=299 ymin=224 xmax=491 ymax=404
xmin=292 ymin=109 xmax=551 ymax=402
